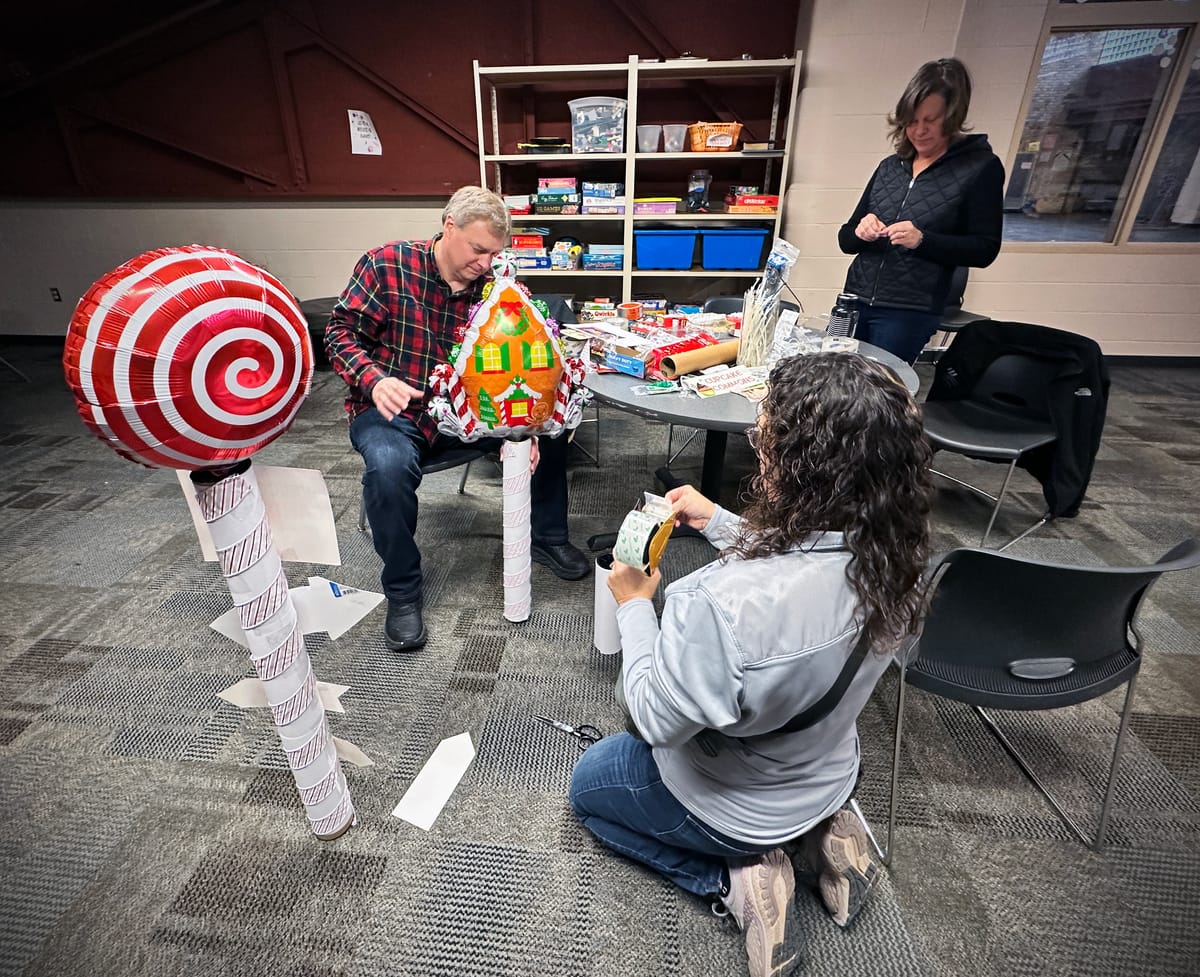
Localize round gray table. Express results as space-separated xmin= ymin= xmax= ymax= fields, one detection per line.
xmin=584 ymin=342 xmax=919 ymax=500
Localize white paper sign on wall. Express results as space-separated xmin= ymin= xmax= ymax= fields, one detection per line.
xmin=348 ymin=109 xmax=382 ymax=155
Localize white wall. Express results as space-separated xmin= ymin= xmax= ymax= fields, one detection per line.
xmin=0 ymin=201 xmax=445 ymax=336
xmin=783 ymin=0 xmax=1200 ymax=357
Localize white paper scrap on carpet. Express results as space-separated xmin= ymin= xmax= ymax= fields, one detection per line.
xmin=391 ymin=732 xmax=476 ymax=830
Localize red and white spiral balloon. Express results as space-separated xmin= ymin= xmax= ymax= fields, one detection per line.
xmin=64 ymin=245 xmax=313 ymax=469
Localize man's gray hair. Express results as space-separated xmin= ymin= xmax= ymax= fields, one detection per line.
xmin=442 ymin=185 xmax=511 ymax=239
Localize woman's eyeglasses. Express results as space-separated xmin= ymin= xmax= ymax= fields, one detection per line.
xmin=745 ymin=425 xmax=762 ymax=453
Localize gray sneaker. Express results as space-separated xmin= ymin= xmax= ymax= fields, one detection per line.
xmin=805 ymin=808 xmax=879 ymax=928
xmin=723 ymin=848 xmax=802 ymax=977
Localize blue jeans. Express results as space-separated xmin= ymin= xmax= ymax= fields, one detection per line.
xmin=349 ymin=410 xmax=570 ymax=603
xmin=569 ymin=733 xmax=775 ymax=898
xmin=855 ymin=305 xmax=941 ymax=364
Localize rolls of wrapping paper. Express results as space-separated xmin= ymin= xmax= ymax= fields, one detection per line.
xmin=502 ymin=439 xmax=533 ymax=622
xmin=660 ymin=339 xmax=740 ymax=379
xmin=192 ymin=461 xmax=354 ymax=840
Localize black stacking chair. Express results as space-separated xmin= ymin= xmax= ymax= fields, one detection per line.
xmin=701 ymin=295 xmax=799 ymax=315
xmin=702 ymin=295 xmax=743 ymax=315
xmin=299 ymin=296 xmax=339 ymax=369
xmin=884 ymin=539 xmax=1200 ymax=860
xmin=357 ymin=446 xmax=483 ymax=532
xmin=928 ymin=267 xmax=989 ymax=358
xmin=922 ymin=350 xmax=1059 ymax=548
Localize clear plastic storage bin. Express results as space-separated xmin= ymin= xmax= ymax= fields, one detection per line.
xmin=569 ymin=97 xmax=627 ymax=153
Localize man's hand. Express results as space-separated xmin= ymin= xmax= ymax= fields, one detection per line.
xmin=529 ymin=437 xmax=540 ymax=474
xmin=609 ymin=560 xmax=661 ymax=605
xmin=883 ymin=220 xmax=924 ymax=250
xmin=855 ymin=212 xmax=887 ymax=242
xmin=665 ymin=484 xmax=716 ymax=532
xmin=372 ymin=377 xmax=426 ymax=422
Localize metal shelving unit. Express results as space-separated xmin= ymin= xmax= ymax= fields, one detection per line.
xmin=472 ymin=53 xmax=801 ymax=303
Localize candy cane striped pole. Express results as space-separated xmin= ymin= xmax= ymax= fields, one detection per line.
xmin=192 ymin=460 xmax=355 ymax=840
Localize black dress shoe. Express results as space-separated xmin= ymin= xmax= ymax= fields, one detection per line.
xmin=530 ymin=539 xmax=592 ymax=580
xmin=385 ymin=599 xmax=426 ymax=652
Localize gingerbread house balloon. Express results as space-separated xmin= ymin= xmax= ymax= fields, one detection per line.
xmin=428 ymin=253 xmax=587 ymax=441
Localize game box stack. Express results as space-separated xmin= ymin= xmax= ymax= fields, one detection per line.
xmin=536 ymin=177 xmax=580 ymax=215
xmin=510 ymin=230 xmax=549 ymax=270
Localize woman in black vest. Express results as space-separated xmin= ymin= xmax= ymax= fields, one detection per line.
xmin=838 ymin=57 xmax=1004 ymax=363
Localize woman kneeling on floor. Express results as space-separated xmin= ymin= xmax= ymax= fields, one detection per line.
xmin=569 ymin=352 xmax=933 ymax=977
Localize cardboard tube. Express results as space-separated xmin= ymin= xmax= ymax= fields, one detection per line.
xmin=501 ymin=439 xmax=532 ymax=623
xmin=593 ymin=555 xmax=622 ymax=656
xmin=660 ymin=339 xmax=740 ymax=378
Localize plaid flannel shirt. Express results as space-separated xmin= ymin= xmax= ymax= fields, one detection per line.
xmin=325 ymin=235 xmax=488 ymax=443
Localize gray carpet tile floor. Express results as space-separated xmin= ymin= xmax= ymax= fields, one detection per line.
xmin=0 ymin=341 xmax=1197 ymax=977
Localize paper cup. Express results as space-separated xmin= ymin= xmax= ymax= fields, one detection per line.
xmin=593 ymin=554 xmax=622 ymax=655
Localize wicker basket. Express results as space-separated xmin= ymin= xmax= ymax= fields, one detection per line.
xmin=687 ymin=121 xmax=744 ymax=152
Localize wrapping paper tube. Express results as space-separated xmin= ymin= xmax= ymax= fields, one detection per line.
xmin=501 ymin=439 xmax=532 ymax=623
xmin=593 ymin=555 xmax=621 ymax=655
xmin=193 ymin=460 xmax=354 ymax=840
xmin=660 ymin=339 xmax=740 ymax=379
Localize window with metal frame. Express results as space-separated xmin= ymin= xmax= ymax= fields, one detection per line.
xmin=1004 ymin=2 xmax=1200 ymax=245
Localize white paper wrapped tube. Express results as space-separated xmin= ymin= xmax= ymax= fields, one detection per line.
xmin=192 ymin=460 xmax=354 ymax=840
xmin=501 ymin=439 xmax=532 ymax=623
xmin=593 ymin=554 xmax=622 ymax=655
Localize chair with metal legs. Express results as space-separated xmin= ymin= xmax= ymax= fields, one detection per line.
xmin=358 ymin=446 xmax=483 ymax=532
xmin=569 ymin=403 xmax=602 ymax=467
xmin=923 ymin=320 xmax=1108 ymax=549
xmin=925 ymin=267 xmax=989 ymax=361
xmin=922 ymin=350 xmax=1059 ymax=548
xmin=882 ymin=538 xmax=1200 ymax=862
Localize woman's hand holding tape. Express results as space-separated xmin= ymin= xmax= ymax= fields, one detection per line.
xmin=665 ymin=485 xmax=715 ymax=532
xmin=608 ymin=560 xmax=661 ymax=605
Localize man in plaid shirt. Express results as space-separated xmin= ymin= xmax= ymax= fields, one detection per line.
xmin=325 ymin=186 xmax=589 ymax=652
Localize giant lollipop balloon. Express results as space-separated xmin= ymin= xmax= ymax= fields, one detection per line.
xmin=63 ymin=245 xmax=312 ymax=469
xmin=428 ymin=254 xmax=589 ymax=622
xmin=63 ymin=246 xmax=355 ymax=840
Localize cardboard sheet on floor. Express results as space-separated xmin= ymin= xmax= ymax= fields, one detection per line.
xmin=176 ymin=466 xmax=341 ymax=565
xmin=218 ymin=677 xmax=350 ymax=713
xmin=210 ymin=576 xmax=383 ymax=646
xmin=333 ymin=736 xmax=375 ymax=767
xmin=391 ymin=732 xmax=476 ymax=830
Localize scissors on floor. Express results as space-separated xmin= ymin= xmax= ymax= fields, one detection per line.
xmin=534 ymin=715 xmax=602 ymax=750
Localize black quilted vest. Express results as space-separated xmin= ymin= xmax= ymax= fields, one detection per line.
xmin=845 ymin=134 xmax=996 ymax=314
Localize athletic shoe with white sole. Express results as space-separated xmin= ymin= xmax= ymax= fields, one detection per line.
xmin=806 ymin=807 xmax=880 ymax=928
xmin=723 ymin=848 xmax=803 ymax=977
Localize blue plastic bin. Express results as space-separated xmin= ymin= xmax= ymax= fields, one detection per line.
xmin=633 ymin=229 xmax=698 ymax=270
xmin=699 ymin=228 xmax=771 ymax=270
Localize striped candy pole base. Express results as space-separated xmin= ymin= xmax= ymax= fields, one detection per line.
xmin=501 ymin=439 xmax=532 ymax=623
xmin=192 ymin=460 xmax=355 ymax=840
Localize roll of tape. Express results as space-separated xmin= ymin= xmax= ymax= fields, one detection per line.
xmin=613 ymin=508 xmax=674 ymax=572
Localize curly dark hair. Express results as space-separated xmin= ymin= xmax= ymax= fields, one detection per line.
xmin=732 ymin=353 xmax=933 ymax=651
